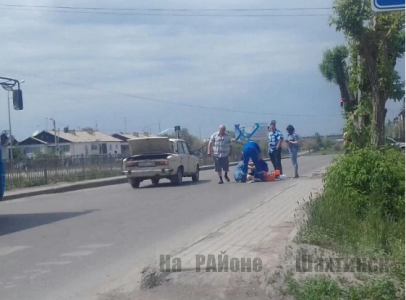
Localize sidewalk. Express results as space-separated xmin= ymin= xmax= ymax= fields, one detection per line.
xmin=1 ymin=152 xmax=310 ymax=202
xmin=133 ymin=170 xmax=325 ymax=299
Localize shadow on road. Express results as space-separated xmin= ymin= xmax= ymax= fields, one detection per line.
xmin=0 ymin=209 xmax=97 ymax=236
xmin=142 ymin=179 xmax=211 ymax=189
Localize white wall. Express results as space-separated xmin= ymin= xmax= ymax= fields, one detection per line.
xmin=1 ymin=146 xmax=8 ymax=160
xmin=17 ymin=142 xmax=123 ymax=157
xmin=69 ymin=142 xmax=122 ymax=156
xmin=20 ymin=144 xmax=48 ymax=156
xmin=107 ymin=142 xmax=122 ymax=155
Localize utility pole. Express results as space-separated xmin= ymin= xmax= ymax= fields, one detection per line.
xmin=0 ymin=77 xmax=25 ymax=161
xmin=7 ymin=91 xmax=13 ymax=162
xmin=124 ymin=118 xmax=127 ymax=133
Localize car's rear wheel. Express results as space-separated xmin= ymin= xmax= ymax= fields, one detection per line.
xmin=130 ymin=178 xmax=140 ymax=189
xmin=151 ymin=178 xmax=160 ymax=185
xmin=192 ymin=165 xmax=200 ymax=182
xmin=171 ymin=167 xmax=183 ymax=185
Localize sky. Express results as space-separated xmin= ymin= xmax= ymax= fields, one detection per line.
xmin=0 ymin=0 xmax=404 ymax=141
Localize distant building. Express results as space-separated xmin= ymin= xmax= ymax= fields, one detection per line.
xmin=0 ymin=132 xmax=18 ymax=160
xmin=19 ymin=128 xmax=122 ymax=157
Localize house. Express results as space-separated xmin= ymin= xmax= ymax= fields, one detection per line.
xmin=0 ymin=132 xmax=19 ymax=160
xmin=19 ymin=128 xmax=123 ymax=157
xmin=111 ymin=132 xmax=154 ymax=156
xmin=17 ymin=136 xmax=49 ymax=157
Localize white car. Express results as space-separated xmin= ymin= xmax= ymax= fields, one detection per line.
xmin=386 ymin=137 xmax=405 ymax=151
xmin=122 ymin=136 xmax=200 ymax=188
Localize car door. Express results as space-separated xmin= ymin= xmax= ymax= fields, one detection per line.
xmin=176 ymin=141 xmax=189 ymax=172
xmin=181 ymin=141 xmax=192 ymax=173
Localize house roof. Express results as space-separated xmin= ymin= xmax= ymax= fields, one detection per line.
xmin=0 ymin=133 xmax=18 ymax=146
xmin=112 ymin=133 xmax=155 ymax=141
xmin=46 ymin=130 xmax=122 ymax=143
xmin=19 ymin=136 xmax=48 ymax=145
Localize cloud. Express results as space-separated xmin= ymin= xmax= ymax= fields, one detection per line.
xmin=0 ymin=0 xmax=352 ymax=139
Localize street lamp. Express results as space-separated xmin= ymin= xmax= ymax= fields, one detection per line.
xmin=0 ymin=77 xmax=24 ymax=162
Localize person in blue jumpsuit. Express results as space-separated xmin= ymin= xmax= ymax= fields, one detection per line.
xmin=250 ymin=158 xmax=269 ymax=179
xmin=242 ymin=140 xmax=263 ymax=177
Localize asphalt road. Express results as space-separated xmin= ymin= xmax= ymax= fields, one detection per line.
xmin=0 ymin=155 xmax=333 ymax=300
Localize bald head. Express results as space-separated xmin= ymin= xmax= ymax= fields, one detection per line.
xmin=219 ymin=125 xmax=226 ymax=135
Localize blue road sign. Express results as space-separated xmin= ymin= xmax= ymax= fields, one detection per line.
xmin=372 ymin=0 xmax=405 ymax=11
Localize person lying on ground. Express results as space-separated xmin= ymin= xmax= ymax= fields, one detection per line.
xmin=234 ymin=160 xmax=248 ymax=183
xmin=248 ymin=153 xmax=269 ymax=175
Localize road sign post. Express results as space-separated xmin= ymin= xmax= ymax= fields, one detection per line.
xmin=372 ymin=0 xmax=405 ymax=11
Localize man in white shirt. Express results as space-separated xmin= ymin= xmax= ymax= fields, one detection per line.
xmin=208 ymin=125 xmax=232 ymax=184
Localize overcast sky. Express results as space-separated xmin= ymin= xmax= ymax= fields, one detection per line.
xmin=0 ymin=0 xmax=404 ymax=140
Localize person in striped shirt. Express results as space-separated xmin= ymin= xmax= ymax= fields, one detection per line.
xmin=208 ymin=125 xmax=232 ymax=184
xmin=268 ymin=120 xmax=284 ymax=175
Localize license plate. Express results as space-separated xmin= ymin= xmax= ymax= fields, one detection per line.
xmin=138 ymin=162 xmax=156 ymax=167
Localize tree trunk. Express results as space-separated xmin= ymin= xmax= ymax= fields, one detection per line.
xmin=371 ymin=94 xmax=386 ymax=146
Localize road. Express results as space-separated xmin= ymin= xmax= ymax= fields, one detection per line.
xmin=0 ymin=155 xmax=333 ymax=300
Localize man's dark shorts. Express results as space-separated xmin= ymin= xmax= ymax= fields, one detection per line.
xmin=214 ymin=156 xmax=229 ymax=172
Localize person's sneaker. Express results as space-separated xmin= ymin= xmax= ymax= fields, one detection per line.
xmin=218 ymin=179 xmax=224 ymax=184
xmin=294 ymin=174 xmax=299 ymax=178
xmin=224 ymin=174 xmax=230 ymax=182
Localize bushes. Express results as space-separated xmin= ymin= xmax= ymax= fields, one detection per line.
xmin=323 ymin=146 xmax=405 ymax=220
xmin=298 ymin=146 xmax=405 ymax=285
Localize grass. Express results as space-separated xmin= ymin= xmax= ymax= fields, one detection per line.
xmin=296 ymin=192 xmax=405 ymax=283
xmin=273 ymin=148 xmax=405 ymax=300
xmin=284 ymin=274 xmax=401 ymax=300
xmin=287 ymin=201 xmax=405 ymax=299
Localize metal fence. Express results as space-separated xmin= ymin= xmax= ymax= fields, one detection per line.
xmin=3 ymin=153 xmax=245 ymax=190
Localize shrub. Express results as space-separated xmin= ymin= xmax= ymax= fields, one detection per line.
xmin=298 ymin=146 xmax=405 ymax=284
xmin=334 ymin=143 xmax=342 ymax=152
xmin=302 ymin=138 xmax=317 ymax=151
xmin=322 ymin=137 xmax=335 ymax=149
xmin=323 ymin=146 xmax=405 ymax=221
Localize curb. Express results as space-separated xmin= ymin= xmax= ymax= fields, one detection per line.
xmin=1 ymin=153 xmax=306 ymax=202
xmin=1 ymin=177 xmax=128 ymax=201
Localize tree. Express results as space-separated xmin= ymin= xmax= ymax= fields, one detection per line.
xmin=315 ymin=132 xmax=323 ymax=150
xmin=319 ymin=45 xmax=357 ymax=112
xmin=330 ymin=0 xmax=405 ymax=146
xmin=179 ymin=128 xmax=201 ymax=150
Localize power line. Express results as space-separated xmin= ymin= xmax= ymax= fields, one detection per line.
xmin=0 ymin=4 xmax=332 ymax=17
xmin=0 ymin=7 xmax=330 ymax=17
xmin=0 ymin=67 xmax=342 ymax=118
xmin=0 ymin=4 xmax=332 ymax=12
